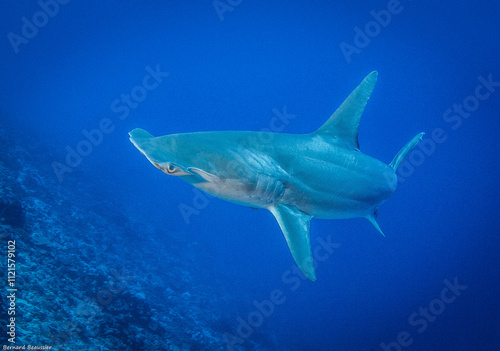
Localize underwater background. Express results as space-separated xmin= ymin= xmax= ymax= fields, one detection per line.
xmin=1 ymin=0 xmax=499 ymax=350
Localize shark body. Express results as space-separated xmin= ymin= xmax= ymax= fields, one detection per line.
xmin=129 ymin=71 xmax=423 ymax=281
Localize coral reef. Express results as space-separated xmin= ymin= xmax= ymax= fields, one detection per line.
xmin=0 ymin=126 xmax=281 ymax=351
xmin=0 ymin=200 xmax=25 ymax=228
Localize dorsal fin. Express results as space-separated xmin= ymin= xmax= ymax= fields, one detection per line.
xmin=314 ymin=71 xmax=378 ymax=149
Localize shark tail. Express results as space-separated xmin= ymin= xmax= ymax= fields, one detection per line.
xmin=389 ymin=132 xmax=425 ymax=172
xmin=366 ymin=133 xmax=425 ymax=237
xmin=367 ymin=209 xmax=385 ymax=237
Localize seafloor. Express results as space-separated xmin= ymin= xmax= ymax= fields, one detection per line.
xmin=0 ymin=126 xmax=284 ymax=351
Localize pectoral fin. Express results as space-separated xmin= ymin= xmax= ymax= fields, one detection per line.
xmin=269 ymin=205 xmax=316 ymax=281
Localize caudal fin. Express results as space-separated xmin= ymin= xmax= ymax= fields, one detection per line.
xmin=389 ymin=133 xmax=425 ymax=171
xmin=367 ymin=133 xmax=424 ymax=238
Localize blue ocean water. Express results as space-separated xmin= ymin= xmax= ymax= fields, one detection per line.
xmin=1 ymin=1 xmax=499 ymax=350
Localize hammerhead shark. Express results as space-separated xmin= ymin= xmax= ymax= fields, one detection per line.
xmin=129 ymin=71 xmax=423 ymax=281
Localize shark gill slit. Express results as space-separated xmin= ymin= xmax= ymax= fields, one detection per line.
xmin=253 ymin=174 xmax=285 ymax=206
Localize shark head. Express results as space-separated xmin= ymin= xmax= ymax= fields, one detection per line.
xmin=129 ymin=128 xmax=213 ymax=182
xmin=129 ymin=128 xmax=271 ymax=204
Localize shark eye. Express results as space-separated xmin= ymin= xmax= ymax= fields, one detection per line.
xmin=166 ymin=163 xmax=177 ymax=174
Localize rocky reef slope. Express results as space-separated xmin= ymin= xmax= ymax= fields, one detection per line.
xmin=0 ymin=126 xmax=281 ymax=351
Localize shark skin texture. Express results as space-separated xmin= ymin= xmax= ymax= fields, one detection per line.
xmin=129 ymin=71 xmax=424 ymax=281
